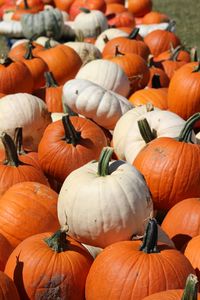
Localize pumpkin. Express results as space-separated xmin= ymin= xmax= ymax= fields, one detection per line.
xmin=147 ymin=65 xmax=170 ymax=88
xmin=153 ymin=44 xmax=191 ymax=65
xmin=69 ymin=0 xmax=106 ymax=20
xmin=0 ymin=234 xmax=13 ymax=271
xmin=38 ymin=115 xmax=108 ymax=183
xmin=75 ymin=58 xmax=130 ymax=96
xmin=62 ymin=78 xmax=133 ymax=130
xmin=167 ymin=62 xmax=200 ymax=121
xmin=133 ymin=113 xmax=200 ymax=211
xmin=0 ymin=271 xmax=20 ymax=300
xmin=0 ymin=93 xmax=51 ymax=151
xmin=128 ymin=0 xmax=152 ymax=17
xmin=142 ymin=11 xmax=170 ymax=24
xmin=53 ymin=0 xmax=73 ymax=12
xmin=105 ymin=3 xmax=127 ymax=15
xmin=0 ymin=181 xmax=59 ymax=248
xmin=136 ymin=22 xmax=171 ymax=38
xmin=143 ymin=274 xmax=200 ymax=300
xmin=0 ymin=20 xmax=23 ymax=38
xmin=184 ymin=235 xmax=200 ymax=281
xmin=85 ymin=218 xmax=195 ymax=300
xmin=8 ymin=40 xmax=44 ymax=61
xmin=58 ymin=147 xmax=153 ymax=248
xmin=107 ymin=11 xmax=136 ymax=28
xmin=161 ymin=198 xmax=200 ymax=251
xmin=4 ymin=231 xmax=93 ymax=299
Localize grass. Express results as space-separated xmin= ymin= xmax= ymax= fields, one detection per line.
xmin=153 ymin=0 xmax=200 ymax=51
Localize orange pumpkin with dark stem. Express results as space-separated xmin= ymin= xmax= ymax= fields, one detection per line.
xmin=8 ymin=41 xmax=44 ymax=61
xmin=0 ymin=271 xmax=20 ymax=300
xmin=38 ymin=115 xmax=108 ymax=183
xmin=128 ymin=0 xmax=152 ymax=17
xmin=0 ymin=181 xmax=59 ymax=248
xmin=184 ymin=235 xmax=200 ymax=281
xmin=11 ymin=0 xmax=43 ymax=20
xmin=153 ymin=45 xmax=191 ymax=65
xmin=161 ymin=198 xmax=200 ymax=251
xmin=133 ymin=113 xmax=200 ymax=211
xmin=85 ymin=219 xmax=195 ymax=300
xmin=5 ymin=230 xmax=93 ymax=300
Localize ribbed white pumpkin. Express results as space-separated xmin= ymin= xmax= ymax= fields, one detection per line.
xmin=0 ymin=20 xmax=24 ymax=38
xmin=112 ymin=104 xmax=160 ymax=160
xmin=136 ymin=22 xmax=173 ymax=38
xmin=65 ymin=41 xmax=102 ymax=65
xmin=95 ymin=28 xmax=128 ymax=52
xmin=58 ymin=147 xmax=153 ymax=248
xmin=62 ymin=79 xmax=133 ymax=130
xmin=0 ymin=93 xmax=51 ymax=151
xmin=75 ymin=59 xmax=130 ymax=97
xmin=74 ymin=9 xmax=108 ymax=38
xmin=124 ymin=110 xmax=196 ymax=164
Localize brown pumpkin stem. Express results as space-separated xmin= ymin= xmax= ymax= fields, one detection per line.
xmin=166 ymin=19 xmax=176 ymax=32
xmin=23 ymin=0 xmax=29 ymax=9
xmin=13 ymin=127 xmax=26 ymax=155
xmin=138 ymin=118 xmax=157 ymax=144
xmin=190 ymin=47 xmax=198 ymax=62
xmin=128 ymin=27 xmax=140 ymax=40
xmin=45 ymin=71 xmax=58 ymax=88
xmin=97 ymin=146 xmax=114 ymax=177
xmin=151 ymin=74 xmax=162 ymax=89
xmin=192 ymin=62 xmax=200 ymax=73
xmin=44 ymin=230 xmax=69 ymax=253
xmin=106 ymin=13 xmax=116 ymax=21
xmin=181 ymin=274 xmax=199 ymax=300
xmin=103 ymin=35 xmax=109 ymax=44
xmin=23 ymin=42 xmax=34 ymax=60
xmin=139 ymin=218 xmax=159 ymax=253
xmin=0 ymin=54 xmax=13 ymax=66
xmin=62 ymin=115 xmax=81 ymax=146
xmin=178 ymin=113 xmax=200 ymax=143
xmin=115 ymin=45 xmax=124 ymax=57
xmin=79 ymin=7 xmax=90 ymax=13
xmin=1 ymin=132 xmax=23 ymax=167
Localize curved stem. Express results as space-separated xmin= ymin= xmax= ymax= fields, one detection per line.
xmin=115 ymin=45 xmax=124 ymax=57
xmin=13 ymin=127 xmax=26 ymax=155
xmin=23 ymin=42 xmax=34 ymax=60
xmin=138 ymin=118 xmax=157 ymax=144
xmin=62 ymin=103 xmax=78 ymax=116
xmin=178 ymin=113 xmax=200 ymax=142
xmin=44 ymin=230 xmax=69 ymax=253
xmin=62 ymin=115 xmax=81 ymax=146
xmin=181 ymin=274 xmax=199 ymax=300
xmin=103 ymin=35 xmax=109 ymax=44
xmin=139 ymin=218 xmax=159 ymax=253
xmin=45 ymin=71 xmax=58 ymax=88
xmin=128 ymin=27 xmax=140 ymax=40
xmin=1 ymin=132 xmax=21 ymax=166
xmin=151 ymin=74 xmax=162 ymax=89
xmin=44 ymin=38 xmax=52 ymax=49
xmin=97 ymin=147 xmax=114 ymax=177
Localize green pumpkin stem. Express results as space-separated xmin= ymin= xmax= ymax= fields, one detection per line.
xmin=97 ymin=147 xmax=114 ymax=176
xmin=139 ymin=218 xmax=159 ymax=253
xmin=1 ymin=132 xmax=22 ymax=166
xmin=45 ymin=71 xmax=58 ymax=88
xmin=178 ymin=113 xmax=200 ymax=143
xmin=24 ymin=42 xmax=34 ymax=60
xmin=79 ymin=7 xmax=91 ymax=13
xmin=166 ymin=19 xmax=176 ymax=32
xmin=192 ymin=62 xmax=200 ymax=73
xmin=44 ymin=38 xmax=52 ymax=49
xmin=13 ymin=127 xmax=26 ymax=155
xmin=128 ymin=27 xmax=140 ymax=40
xmin=181 ymin=274 xmax=199 ymax=300
xmin=44 ymin=230 xmax=69 ymax=253
xmin=62 ymin=115 xmax=81 ymax=146
xmin=151 ymin=74 xmax=162 ymax=89
xmin=138 ymin=118 xmax=157 ymax=144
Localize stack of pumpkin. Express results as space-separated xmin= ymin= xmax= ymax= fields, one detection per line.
xmin=0 ymin=0 xmax=199 ymax=299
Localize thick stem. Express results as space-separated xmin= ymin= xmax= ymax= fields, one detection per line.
xmin=128 ymin=27 xmax=140 ymax=40
xmin=178 ymin=113 xmax=200 ymax=143
xmin=139 ymin=218 xmax=159 ymax=253
xmin=1 ymin=132 xmax=21 ymax=166
xmin=44 ymin=38 xmax=52 ymax=49
xmin=62 ymin=115 xmax=81 ymax=146
xmin=62 ymin=103 xmax=78 ymax=116
xmin=97 ymin=147 xmax=114 ymax=177
xmin=45 ymin=71 xmax=58 ymax=88
xmin=151 ymin=74 xmax=162 ymax=89
xmin=44 ymin=230 xmax=69 ymax=253
xmin=181 ymin=274 xmax=199 ymax=300
xmin=13 ymin=127 xmax=26 ymax=155
xmin=138 ymin=118 xmax=157 ymax=144
xmin=23 ymin=42 xmax=34 ymax=60
xmin=23 ymin=0 xmax=29 ymax=9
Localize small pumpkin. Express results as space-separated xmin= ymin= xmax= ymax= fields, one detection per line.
xmin=142 ymin=11 xmax=170 ymax=24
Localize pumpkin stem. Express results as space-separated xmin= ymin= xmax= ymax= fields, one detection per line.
xmin=190 ymin=47 xmax=198 ymax=62
xmin=0 ymin=54 xmax=13 ymax=66
xmin=13 ymin=127 xmax=26 ymax=155
xmin=181 ymin=274 xmax=199 ymax=300
xmin=103 ymin=35 xmax=109 ymax=44
xmin=169 ymin=45 xmax=183 ymax=61
xmin=44 ymin=38 xmax=52 ymax=49
xmin=166 ymin=19 xmax=176 ymax=32
xmin=97 ymin=147 xmax=114 ymax=177
xmin=115 ymin=45 xmax=124 ymax=57
xmin=128 ymin=27 xmax=140 ymax=40
xmin=139 ymin=218 xmax=159 ymax=253
xmin=138 ymin=118 xmax=157 ymax=144
xmin=177 ymin=113 xmax=200 ymax=143
xmin=23 ymin=42 xmax=34 ymax=60
xmin=44 ymin=71 xmax=58 ymax=88
xmin=62 ymin=115 xmax=81 ymax=146
xmin=1 ymin=132 xmax=23 ymax=167
xmin=23 ymin=0 xmax=29 ymax=9
xmin=192 ymin=62 xmax=200 ymax=73
xmin=62 ymin=103 xmax=78 ymax=116
xmin=44 ymin=230 xmax=70 ymax=253
xmin=147 ymin=54 xmax=154 ymax=68
xmin=151 ymin=74 xmax=162 ymax=89
xmin=79 ymin=7 xmax=91 ymax=13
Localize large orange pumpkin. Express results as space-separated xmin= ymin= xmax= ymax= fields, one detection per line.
xmin=128 ymin=0 xmax=152 ymax=17
xmin=5 ymin=231 xmax=93 ymax=300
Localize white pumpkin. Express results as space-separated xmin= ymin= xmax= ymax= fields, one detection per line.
xmin=75 ymin=59 xmax=130 ymax=97
xmin=136 ymin=22 xmax=175 ymax=38
xmin=35 ymin=36 xmax=60 ymax=47
xmin=0 ymin=93 xmax=51 ymax=151
xmin=95 ymin=28 xmax=128 ymax=52
xmin=124 ymin=110 xmax=196 ymax=164
xmin=58 ymin=147 xmax=153 ymax=248
xmin=73 ymin=9 xmax=108 ymax=38
xmin=112 ymin=104 xmax=160 ymax=160
xmin=65 ymin=41 xmax=102 ymax=65
xmin=62 ymin=79 xmax=133 ymax=130
xmin=0 ymin=20 xmax=24 ymax=38
xmin=10 ymin=38 xmax=29 ymax=49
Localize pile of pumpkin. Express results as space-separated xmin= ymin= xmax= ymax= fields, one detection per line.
xmin=0 ymin=0 xmax=199 ymax=299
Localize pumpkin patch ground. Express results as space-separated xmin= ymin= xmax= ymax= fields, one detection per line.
xmin=0 ymin=0 xmax=199 ymax=299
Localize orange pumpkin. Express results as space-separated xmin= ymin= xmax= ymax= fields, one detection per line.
xmin=147 ymin=66 xmax=170 ymax=88
xmin=128 ymin=0 xmax=152 ymax=17
xmin=184 ymin=235 xmax=200 ymax=281
xmin=69 ymin=0 xmax=106 ymax=20
xmin=142 ymin=11 xmax=170 ymax=24
xmin=153 ymin=45 xmax=191 ymax=65
xmin=0 ymin=271 xmax=20 ymax=300
xmin=8 ymin=41 xmax=44 ymax=61
xmin=53 ymin=0 xmax=73 ymax=12
xmin=107 ymin=11 xmax=136 ymax=28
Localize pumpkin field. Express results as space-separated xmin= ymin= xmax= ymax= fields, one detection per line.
xmin=0 ymin=0 xmax=199 ymax=299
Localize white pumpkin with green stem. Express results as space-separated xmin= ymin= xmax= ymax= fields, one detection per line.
xmin=58 ymin=147 xmax=153 ymax=248
xmin=62 ymin=79 xmax=133 ymax=130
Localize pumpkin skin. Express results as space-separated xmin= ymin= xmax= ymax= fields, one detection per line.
xmin=4 ymin=231 xmax=93 ymax=300
xmin=167 ymin=62 xmax=200 ymax=121
xmin=69 ymin=0 xmax=106 ymax=20
xmin=38 ymin=115 xmax=108 ymax=183
xmin=8 ymin=41 xmax=44 ymax=61
xmin=162 ymin=198 xmax=200 ymax=250
xmin=147 ymin=66 xmax=170 ymax=88
xmin=184 ymin=235 xmax=200 ymax=281
xmin=0 ymin=182 xmax=59 ymax=248
xmin=133 ymin=116 xmax=200 ymax=211
xmin=128 ymin=0 xmax=152 ymax=17
xmin=142 ymin=11 xmax=170 ymax=24
xmin=0 ymin=234 xmax=13 ymax=271
xmin=107 ymin=11 xmax=136 ymax=28
xmin=143 ymin=288 xmax=200 ymax=299
xmin=0 ymin=271 xmax=20 ymax=300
